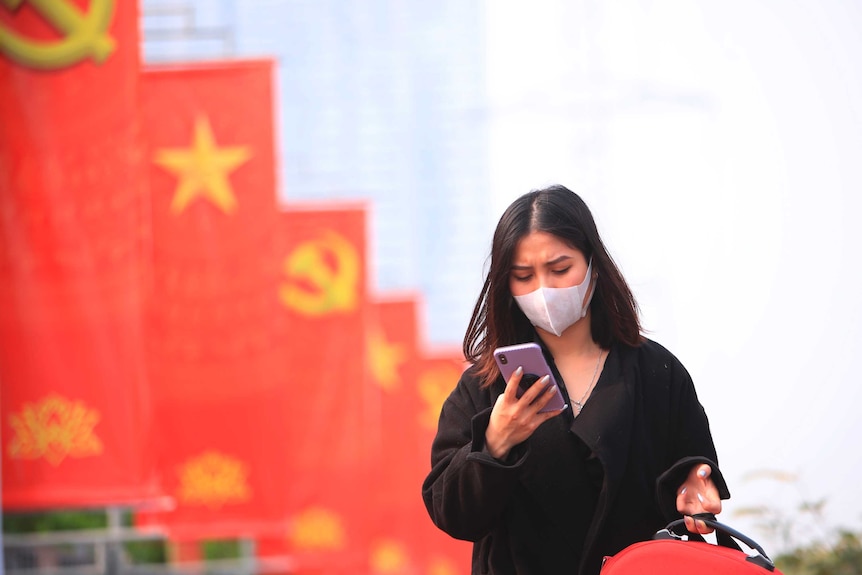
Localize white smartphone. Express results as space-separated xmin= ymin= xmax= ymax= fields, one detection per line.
xmin=493 ymin=343 xmax=567 ymax=413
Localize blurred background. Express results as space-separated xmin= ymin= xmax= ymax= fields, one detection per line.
xmin=2 ymin=0 xmax=861 ymax=573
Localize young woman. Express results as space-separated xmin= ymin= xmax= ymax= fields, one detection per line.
xmin=422 ymin=185 xmax=729 ymax=575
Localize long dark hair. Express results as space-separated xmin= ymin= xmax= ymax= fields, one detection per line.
xmin=463 ymin=185 xmax=643 ymax=387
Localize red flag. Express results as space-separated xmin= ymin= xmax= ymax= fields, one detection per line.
xmin=0 ymin=0 xmax=159 ymax=508
xmin=271 ymin=203 xmax=377 ymax=574
xmin=137 ymin=59 xmax=292 ymax=539
xmin=409 ymin=352 xmax=473 ymax=573
xmin=366 ymin=296 xmax=421 ymax=511
xmin=278 ymin=203 xmax=373 ymax=478
xmin=365 ymin=297 xmax=472 ymax=574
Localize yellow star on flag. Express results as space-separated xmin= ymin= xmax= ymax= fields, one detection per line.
xmin=368 ymin=327 xmax=407 ymax=391
xmin=418 ymin=365 xmax=461 ymax=430
xmin=153 ymin=115 xmax=251 ymax=214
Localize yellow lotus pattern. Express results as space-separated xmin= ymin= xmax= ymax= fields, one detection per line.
xmin=176 ymin=450 xmax=252 ymax=508
xmin=291 ymin=506 xmax=346 ymax=551
xmin=370 ymin=538 xmax=409 ymax=573
xmin=7 ymin=394 xmax=103 ymax=466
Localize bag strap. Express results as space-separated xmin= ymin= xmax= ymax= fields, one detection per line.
xmin=654 ymin=514 xmax=776 ymax=572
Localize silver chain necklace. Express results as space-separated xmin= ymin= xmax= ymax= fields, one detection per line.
xmin=572 ymin=350 xmax=604 ymax=415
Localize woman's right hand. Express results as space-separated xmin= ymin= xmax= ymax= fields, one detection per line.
xmin=484 ymin=366 xmax=565 ymax=460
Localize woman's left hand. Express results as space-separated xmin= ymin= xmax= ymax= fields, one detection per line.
xmin=676 ymin=463 xmax=722 ymax=534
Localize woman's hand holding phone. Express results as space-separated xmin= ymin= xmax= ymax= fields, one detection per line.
xmin=485 ymin=365 xmax=566 ymax=460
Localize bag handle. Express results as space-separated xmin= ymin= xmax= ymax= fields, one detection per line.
xmin=654 ymin=514 xmax=776 ymax=572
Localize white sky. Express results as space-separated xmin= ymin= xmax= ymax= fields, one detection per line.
xmin=484 ymin=0 xmax=862 ymax=553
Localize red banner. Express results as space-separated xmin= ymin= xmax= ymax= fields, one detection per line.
xmin=365 ymin=298 xmax=471 ymax=575
xmin=0 ymin=0 xmax=159 ymax=508
xmin=408 ymin=352 xmax=473 ymax=572
xmin=366 ymin=296 xmax=421 ymax=512
xmin=136 ymin=59 xmax=292 ymax=539
xmin=277 ymin=204 xmax=372 ymax=475
xmin=1 ymin=7 xmax=470 ymax=572
xmin=270 ymin=204 xmax=376 ymax=573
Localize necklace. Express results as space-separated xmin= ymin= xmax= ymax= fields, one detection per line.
xmin=572 ymin=349 xmax=603 ymax=416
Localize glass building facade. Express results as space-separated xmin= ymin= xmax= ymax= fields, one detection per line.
xmin=142 ymin=0 xmax=493 ymax=345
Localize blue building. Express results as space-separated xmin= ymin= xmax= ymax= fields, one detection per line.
xmin=142 ymin=0 xmax=492 ymax=346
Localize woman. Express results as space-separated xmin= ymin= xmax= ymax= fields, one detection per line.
xmin=422 ymin=185 xmax=730 ymax=575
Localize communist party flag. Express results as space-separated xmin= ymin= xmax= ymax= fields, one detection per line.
xmin=0 ymin=0 xmax=160 ymax=507
xmin=364 ymin=297 xmax=471 ymax=575
xmin=137 ymin=59 xmax=292 ymax=538
xmin=254 ymin=203 xmax=376 ymax=574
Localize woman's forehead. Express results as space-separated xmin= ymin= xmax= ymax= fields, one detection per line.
xmin=513 ymin=231 xmax=585 ymax=260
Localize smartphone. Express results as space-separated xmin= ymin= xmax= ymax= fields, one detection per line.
xmin=493 ymin=343 xmax=567 ymax=413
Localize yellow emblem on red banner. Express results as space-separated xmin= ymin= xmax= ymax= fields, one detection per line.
xmin=427 ymin=556 xmax=458 ymax=575
xmin=0 ymin=0 xmax=116 ymax=69
xmin=153 ymin=115 xmax=252 ymax=215
xmin=417 ymin=365 xmax=461 ymax=430
xmin=176 ymin=450 xmax=252 ymax=508
xmin=370 ymin=538 xmax=409 ymax=574
xmin=368 ymin=326 xmax=406 ymax=391
xmin=279 ymin=230 xmax=359 ymax=316
xmin=290 ymin=506 xmax=346 ymax=551
xmin=7 ymin=394 xmax=103 ymax=466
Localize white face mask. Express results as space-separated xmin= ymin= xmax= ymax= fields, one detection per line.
xmin=513 ymin=259 xmax=595 ymax=337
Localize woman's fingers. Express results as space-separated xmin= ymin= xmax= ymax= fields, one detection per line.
xmin=521 ymin=374 xmax=551 ymax=405
xmin=502 ymin=366 xmax=524 ymax=401
xmin=488 ymin=368 xmax=566 ymax=460
xmin=683 ymin=515 xmax=711 ymax=534
xmin=676 ymin=464 xmax=723 ymax=534
xmin=506 ymin=369 xmax=558 ymax=411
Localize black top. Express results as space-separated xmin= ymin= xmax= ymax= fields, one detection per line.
xmin=422 ymin=338 xmax=730 ymax=575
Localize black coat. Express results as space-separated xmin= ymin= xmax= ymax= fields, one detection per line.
xmin=422 ymin=338 xmax=730 ymax=575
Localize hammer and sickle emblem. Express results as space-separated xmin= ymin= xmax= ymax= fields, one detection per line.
xmin=0 ymin=0 xmax=116 ymax=69
xmin=279 ymin=230 xmax=360 ymax=317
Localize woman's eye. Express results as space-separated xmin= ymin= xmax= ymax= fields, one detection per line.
xmin=512 ymin=274 xmax=532 ymax=282
xmin=552 ymin=267 xmax=571 ymax=276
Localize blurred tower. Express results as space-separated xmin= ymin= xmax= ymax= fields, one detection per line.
xmin=141 ymin=0 xmax=492 ymax=346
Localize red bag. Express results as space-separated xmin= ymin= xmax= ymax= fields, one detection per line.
xmin=601 ymin=517 xmax=783 ymax=575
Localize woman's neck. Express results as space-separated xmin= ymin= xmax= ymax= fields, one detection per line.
xmin=536 ymin=313 xmax=601 ymax=360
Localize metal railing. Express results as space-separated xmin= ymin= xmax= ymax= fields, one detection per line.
xmin=3 ymin=509 xmax=293 ymax=575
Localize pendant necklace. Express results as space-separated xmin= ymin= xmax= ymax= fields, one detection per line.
xmin=572 ymin=349 xmax=604 ymax=416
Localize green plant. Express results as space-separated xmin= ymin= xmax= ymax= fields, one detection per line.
xmin=202 ymin=539 xmax=242 ymax=560
xmin=3 ymin=510 xmax=107 ymax=533
xmin=733 ymin=470 xmax=862 ymax=575
xmin=775 ymin=530 xmax=862 ymax=575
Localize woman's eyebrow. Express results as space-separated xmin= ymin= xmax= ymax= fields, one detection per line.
xmin=510 ymin=255 xmax=573 ymax=271
xmin=546 ymin=255 xmax=572 ymax=266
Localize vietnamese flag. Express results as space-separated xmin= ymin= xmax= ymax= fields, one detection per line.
xmin=141 ymin=59 xmax=287 ymax=407
xmin=142 ymin=59 xmax=280 ymax=266
xmin=0 ymin=0 xmax=159 ymax=508
xmin=365 ymin=297 xmax=472 ymax=575
xmin=366 ymin=296 xmax=421 ymax=514
xmin=137 ymin=59 xmax=293 ymax=539
xmin=364 ymin=295 xmax=427 ymax=574
xmin=409 ymin=351 xmax=473 ymax=573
